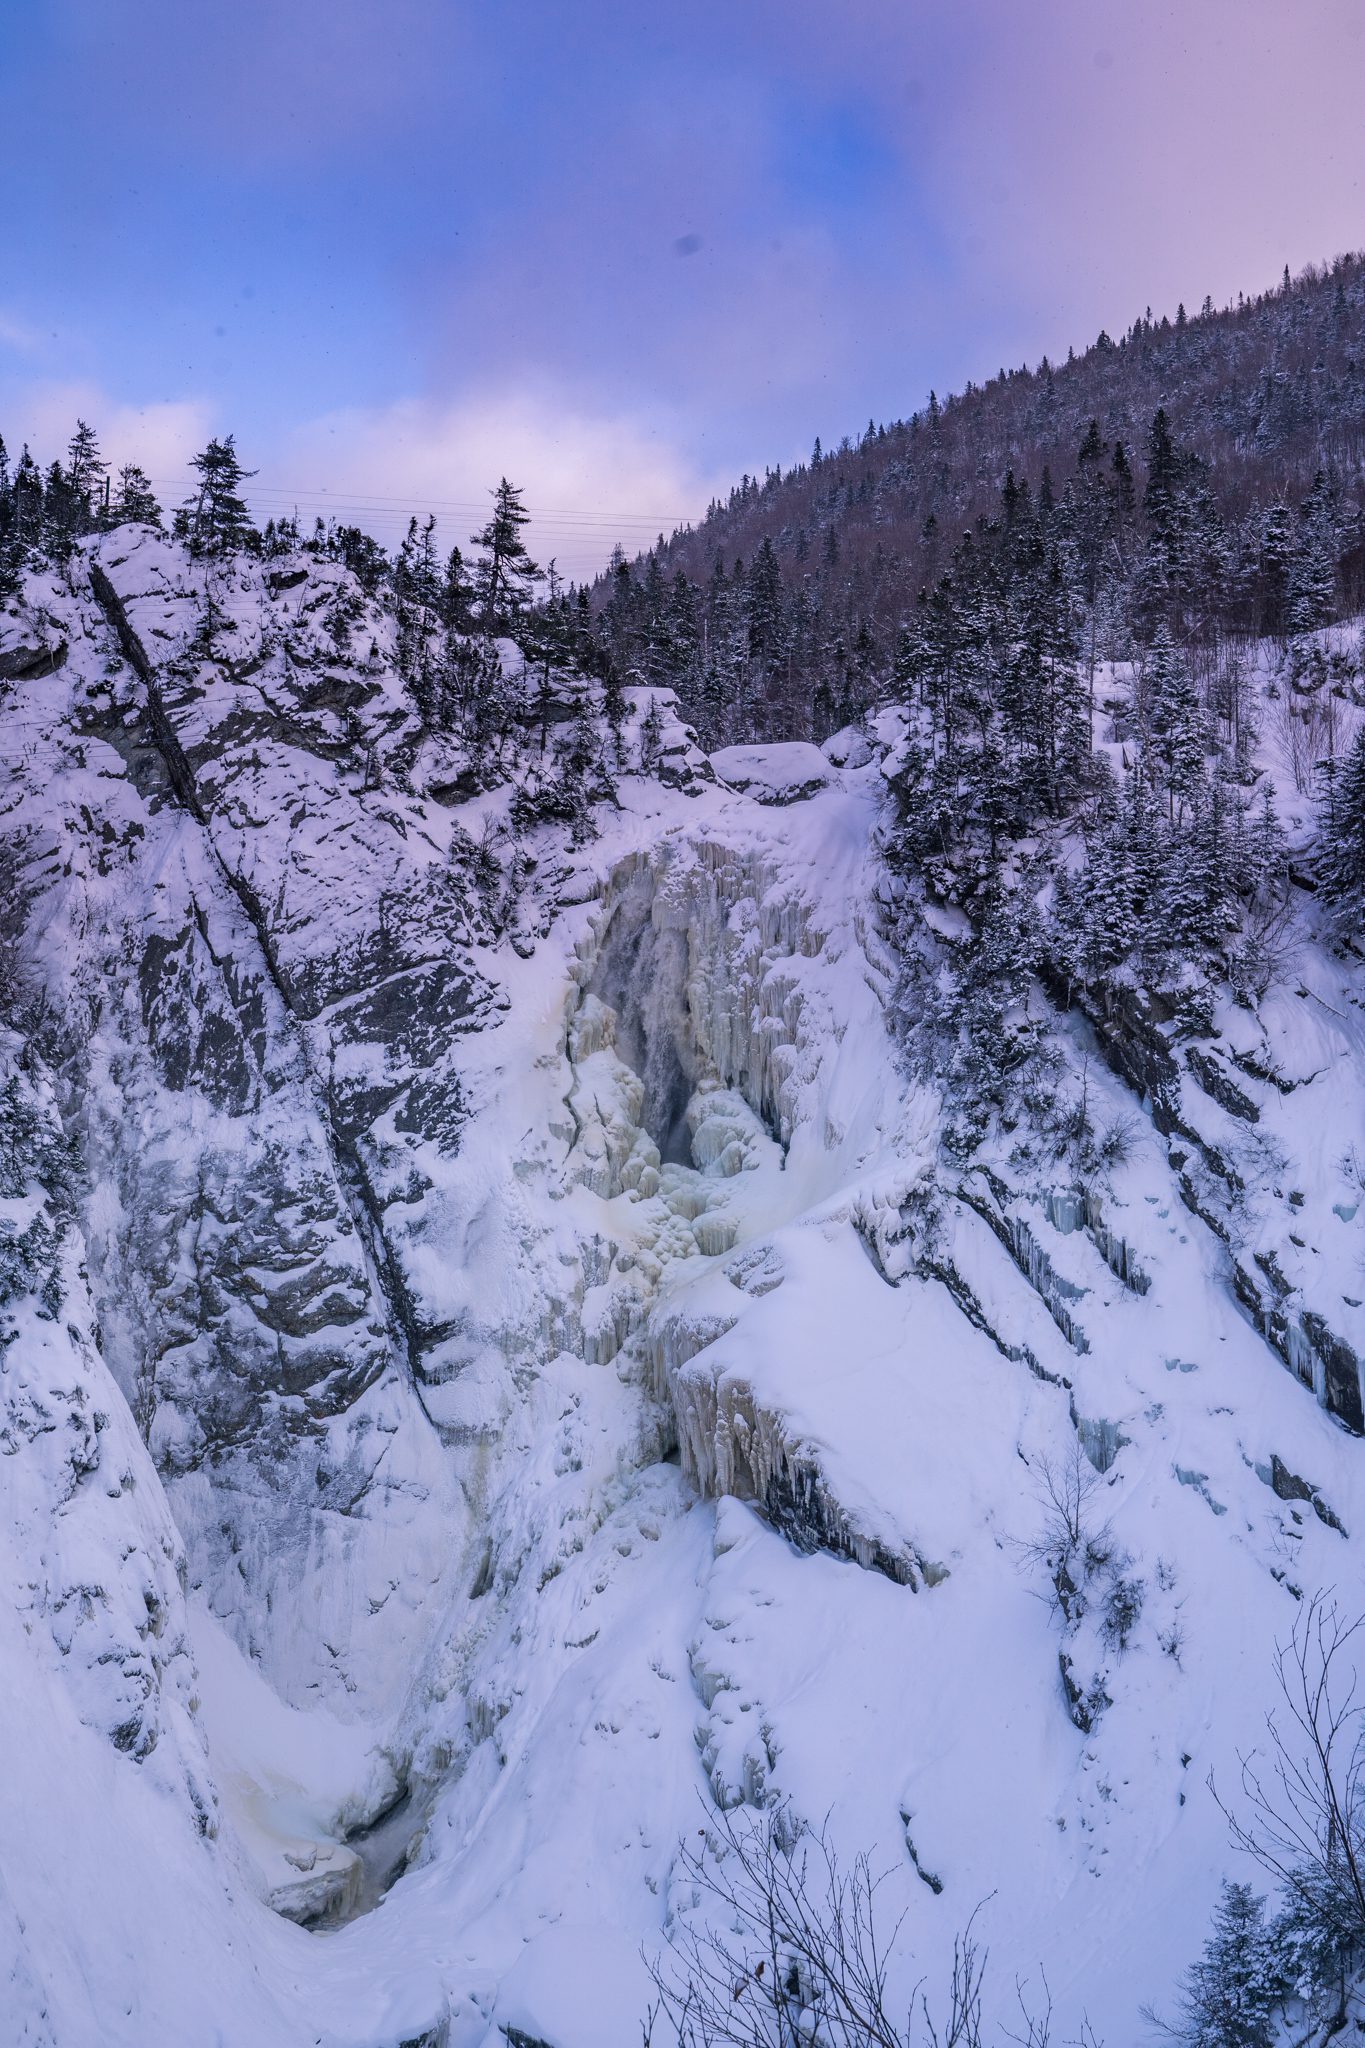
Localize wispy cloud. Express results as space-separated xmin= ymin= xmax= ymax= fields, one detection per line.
xmin=282 ymin=384 xmax=732 ymax=579
xmin=0 ymin=379 xmax=213 ymax=481
xmin=3 ymin=0 xmax=1362 ymax=576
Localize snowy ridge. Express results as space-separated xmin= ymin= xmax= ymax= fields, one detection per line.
xmin=0 ymin=533 xmax=1363 ymax=2046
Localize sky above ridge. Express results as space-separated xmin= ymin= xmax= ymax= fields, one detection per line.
xmin=2 ymin=0 xmax=1363 ymax=578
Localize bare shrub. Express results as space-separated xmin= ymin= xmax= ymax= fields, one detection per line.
xmin=1016 ymin=1443 xmax=1116 ymax=1625
xmin=1100 ymin=1574 xmax=1146 ymax=1655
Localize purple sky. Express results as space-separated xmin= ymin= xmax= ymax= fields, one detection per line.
xmin=3 ymin=0 xmax=1363 ymax=577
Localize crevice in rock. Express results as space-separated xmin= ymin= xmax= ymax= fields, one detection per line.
xmin=958 ymin=1176 xmax=1090 ymax=1355
xmin=586 ymin=891 xmax=695 ymax=1162
xmin=763 ymin=1456 xmax=925 ymax=1586
xmin=1041 ymin=1187 xmax=1151 ymax=1296
xmin=1255 ymin=1452 xmax=1348 ymax=1535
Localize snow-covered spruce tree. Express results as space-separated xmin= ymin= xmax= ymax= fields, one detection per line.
xmin=23 ymin=419 xmax=107 ymax=560
xmin=10 ymin=445 xmax=43 ymax=563
xmin=1050 ymin=767 xmax=1139 ymax=997
xmin=1285 ymin=469 xmax=1340 ymax=635
xmin=893 ymin=869 xmax=1054 ymax=1157
xmin=1155 ymin=1883 xmax=1283 ymax=2048
xmin=1141 ymin=624 xmax=1207 ymax=821
xmin=40 ymin=461 xmax=81 ymax=559
xmin=442 ymin=635 xmax=507 ymax=767
xmin=472 ymin=476 xmax=542 ymax=633
xmin=111 ymin=461 xmax=162 ymax=528
xmin=260 ymin=511 xmax=299 ymax=556
xmin=175 ymin=434 xmax=257 ymax=557
xmin=65 ymin=418 xmax=107 ymax=521
xmin=1256 ymin=502 xmax=1296 ymax=639
xmin=0 ymin=436 xmax=19 ymax=599
xmin=440 ymin=540 xmax=475 ymax=634
xmin=1148 ymin=769 xmax=1238 ymax=972
xmin=1316 ymin=726 xmax=1365 ymax=935
xmin=1226 ymin=781 xmax=1293 ymax=1003
xmin=392 ymin=513 xmax=443 ymax=726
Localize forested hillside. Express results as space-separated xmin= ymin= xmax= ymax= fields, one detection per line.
xmin=567 ymin=255 xmax=1365 ymax=1167
xmin=583 ymin=254 xmax=1365 ymax=747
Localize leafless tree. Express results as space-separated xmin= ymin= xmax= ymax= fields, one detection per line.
xmin=1271 ymin=668 xmax=1344 ymax=798
xmin=1003 ymin=1976 xmax=1104 ymax=2048
xmin=644 ymin=1803 xmax=1101 ymax=2048
xmin=646 ymin=1803 xmax=911 ymax=2047
xmin=1228 ymin=887 xmax=1298 ymax=1006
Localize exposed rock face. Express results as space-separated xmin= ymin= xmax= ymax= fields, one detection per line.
xmin=1066 ymin=956 xmax=1365 ymax=1435
xmin=10 ymin=538 xmax=500 ymax=1716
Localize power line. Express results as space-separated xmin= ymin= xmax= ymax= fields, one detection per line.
xmin=140 ymin=475 xmax=698 ymax=529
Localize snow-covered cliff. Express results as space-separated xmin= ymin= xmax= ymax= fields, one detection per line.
xmin=2 ymin=529 xmax=1363 ymax=2047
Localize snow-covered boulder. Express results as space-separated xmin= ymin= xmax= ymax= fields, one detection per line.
xmin=711 ymin=739 xmax=830 ymax=802
xmin=821 ymin=722 xmax=873 ymax=769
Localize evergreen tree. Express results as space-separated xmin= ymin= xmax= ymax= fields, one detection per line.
xmin=10 ymin=448 xmax=43 ymax=556
xmin=1142 ymin=625 xmax=1205 ymax=818
xmin=1285 ymin=470 xmax=1338 ymax=634
xmin=0 ymin=435 xmax=14 ymax=595
xmin=1110 ymin=439 xmax=1136 ymax=568
xmin=1145 ymin=407 xmax=1181 ymax=544
xmin=1171 ymin=1882 xmax=1282 ymax=2048
xmin=1073 ymin=419 xmax=1115 ymax=619
xmin=65 ymin=419 xmax=106 ymax=526
xmin=1241 ymin=781 xmax=1288 ymax=900
xmin=746 ymin=536 xmax=787 ymax=680
xmin=1317 ymin=726 xmax=1365 ymax=925
xmin=1257 ymin=503 xmax=1295 ymax=636
xmin=445 ymin=635 xmax=506 ymax=764
xmin=1059 ymin=772 xmax=1138 ymax=988
xmin=471 ymin=478 xmax=541 ymax=631
xmin=332 ymin=523 xmax=388 ymax=592
xmin=41 ymin=459 xmax=83 ymax=557
xmin=178 ymin=435 xmax=257 ymax=556
xmin=393 ymin=515 xmax=443 ymax=723
xmin=112 ymin=463 xmax=162 ymax=528
xmin=920 ymin=875 xmax=1047 ymax=1145
xmin=440 ymin=544 xmax=475 ymax=632
xmin=638 ymin=694 xmax=665 ymax=775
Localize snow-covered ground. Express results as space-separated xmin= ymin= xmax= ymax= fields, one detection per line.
xmin=1 ymin=532 xmax=1363 ymax=2046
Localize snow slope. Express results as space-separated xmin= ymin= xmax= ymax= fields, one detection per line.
xmin=0 ymin=531 xmax=1362 ymax=2046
